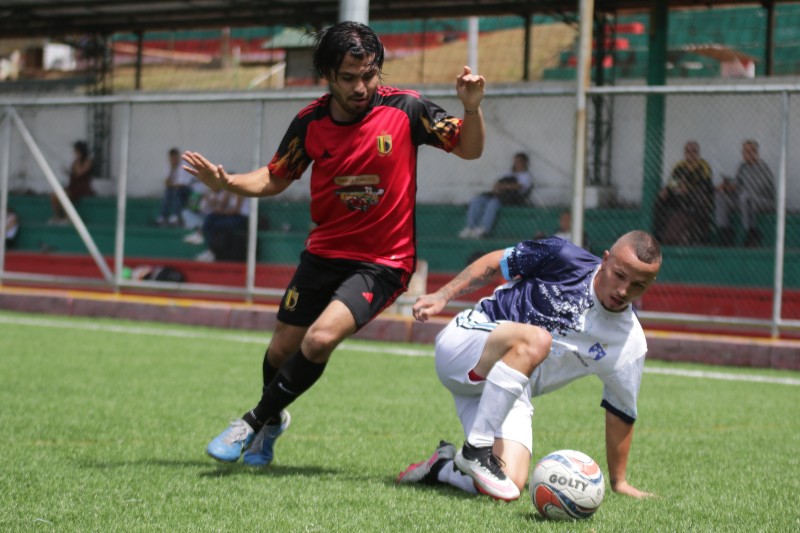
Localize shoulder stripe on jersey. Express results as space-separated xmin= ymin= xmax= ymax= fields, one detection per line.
xmin=377 ymin=86 xmax=421 ymax=98
xmin=297 ymin=95 xmax=329 ymax=119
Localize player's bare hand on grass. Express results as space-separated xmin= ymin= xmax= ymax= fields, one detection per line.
xmin=456 ymin=66 xmax=485 ymax=111
xmin=182 ymin=151 xmax=230 ymax=192
xmin=612 ymin=480 xmax=656 ymax=499
xmin=412 ymin=293 xmax=448 ymax=322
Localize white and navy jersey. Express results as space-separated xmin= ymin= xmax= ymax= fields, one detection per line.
xmin=477 ymin=237 xmax=647 ymax=423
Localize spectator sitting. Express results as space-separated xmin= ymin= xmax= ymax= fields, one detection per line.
xmin=195 ymin=189 xmax=250 ymax=262
xmin=181 ymin=182 xmax=214 ymax=244
xmin=459 ymin=152 xmax=532 ymax=239
xmin=652 ymin=140 xmax=713 ymax=245
xmin=715 ymin=139 xmax=775 ymax=247
xmin=552 ymin=209 xmax=573 ymax=240
xmin=5 ymin=207 xmax=19 ymax=248
xmin=550 ymin=209 xmax=589 ymax=250
xmin=156 ymin=147 xmax=195 ymax=227
xmin=50 ymin=140 xmax=94 ymax=224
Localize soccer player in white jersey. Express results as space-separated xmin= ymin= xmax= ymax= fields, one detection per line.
xmin=396 ymin=231 xmax=661 ymax=501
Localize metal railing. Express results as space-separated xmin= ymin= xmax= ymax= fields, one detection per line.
xmin=1 ymin=84 xmax=798 ymax=336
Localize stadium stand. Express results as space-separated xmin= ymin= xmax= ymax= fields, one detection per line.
xmin=543 ymin=5 xmax=800 ymax=81
xmin=7 ymin=193 xmax=799 ymax=288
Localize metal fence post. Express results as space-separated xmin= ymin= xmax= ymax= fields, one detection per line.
xmin=771 ymin=91 xmax=789 ymax=337
xmin=0 ymin=107 xmax=11 ymax=277
xmin=246 ymin=100 xmax=265 ymax=303
xmin=114 ymin=102 xmax=132 ymax=291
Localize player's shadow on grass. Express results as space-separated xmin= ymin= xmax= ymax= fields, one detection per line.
xmin=389 ymin=477 xmax=484 ymax=500
xmin=78 ymin=458 xmax=210 ymax=470
xmin=201 ymin=462 xmax=338 ymax=479
xmin=523 ymin=511 xmax=548 ymax=523
xmin=77 ymin=458 xmax=337 ymax=479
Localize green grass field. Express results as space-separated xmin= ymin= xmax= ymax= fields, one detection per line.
xmin=1 ymin=310 xmax=799 ymax=532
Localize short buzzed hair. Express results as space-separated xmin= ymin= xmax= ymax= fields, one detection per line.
xmin=613 ymin=230 xmax=662 ymax=265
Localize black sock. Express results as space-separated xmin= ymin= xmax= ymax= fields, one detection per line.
xmin=242 ymin=348 xmax=282 ymax=430
xmin=262 ymin=346 xmax=281 ymax=391
xmin=244 ymin=350 xmax=326 ymax=431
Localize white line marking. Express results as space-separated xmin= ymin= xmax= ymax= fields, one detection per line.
xmin=2 ymin=313 xmax=798 ymax=385
xmin=643 ymin=366 xmax=800 ymax=386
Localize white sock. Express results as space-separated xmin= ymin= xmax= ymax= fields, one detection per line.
xmin=436 ymin=460 xmax=479 ymax=494
xmin=466 ymin=361 xmax=528 ymax=448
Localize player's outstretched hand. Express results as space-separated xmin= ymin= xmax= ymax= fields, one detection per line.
xmin=612 ymin=480 xmax=656 ymax=499
xmin=412 ymin=292 xmax=448 ymax=322
xmin=182 ymin=151 xmax=230 ymax=192
xmin=456 ymin=66 xmax=485 ymax=112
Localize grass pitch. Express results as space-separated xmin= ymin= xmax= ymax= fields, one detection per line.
xmin=1 ymin=310 xmax=799 ymax=532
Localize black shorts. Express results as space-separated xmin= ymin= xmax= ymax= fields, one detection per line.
xmin=277 ymin=251 xmax=410 ymax=329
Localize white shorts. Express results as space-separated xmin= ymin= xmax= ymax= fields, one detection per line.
xmin=434 ymin=309 xmax=534 ymax=453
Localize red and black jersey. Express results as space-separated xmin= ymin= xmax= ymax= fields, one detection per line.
xmin=267 ymin=86 xmax=462 ymax=273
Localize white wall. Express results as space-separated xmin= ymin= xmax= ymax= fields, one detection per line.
xmin=3 ymin=86 xmax=798 ymax=210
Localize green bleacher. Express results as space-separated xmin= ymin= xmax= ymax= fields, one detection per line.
xmin=543 ymin=5 xmax=800 ymax=81
xmin=7 ymin=194 xmax=799 ymax=289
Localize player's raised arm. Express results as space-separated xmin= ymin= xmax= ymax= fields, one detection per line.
xmin=182 ymin=151 xmax=291 ymax=197
xmin=412 ymin=250 xmax=505 ymax=322
xmin=451 ymin=66 xmax=485 ymax=160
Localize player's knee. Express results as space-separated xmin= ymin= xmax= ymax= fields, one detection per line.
xmin=514 ymin=327 xmax=552 ymax=370
xmin=301 ymin=327 xmax=341 ymax=362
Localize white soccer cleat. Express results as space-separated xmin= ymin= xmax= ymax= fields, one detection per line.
xmin=454 ymin=442 xmax=520 ymax=501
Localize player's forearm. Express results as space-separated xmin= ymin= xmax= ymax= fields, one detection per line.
xmin=605 ymin=410 xmax=634 ymax=490
xmin=225 ymin=167 xmax=286 ymax=197
xmin=436 ymin=250 xmax=503 ymax=302
xmin=453 ymin=108 xmax=484 ymax=160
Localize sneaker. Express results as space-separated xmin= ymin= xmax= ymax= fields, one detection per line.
xmin=195 ymin=249 xmax=215 ymax=262
xmin=242 ymin=410 xmax=291 ymax=467
xmin=454 ymin=442 xmax=520 ymax=501
xmin=396 ymin=440 xmax=456 ymax=484
xmin=183 ymin=230 xmax=204 ymax=245
xmin=458 ymin=227 xmax=474 ymax=239
xmin=206 ymin=419 xmax=255 ymax=463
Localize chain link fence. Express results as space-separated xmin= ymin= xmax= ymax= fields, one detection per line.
xmin=1 ymin=84 xmax=798 ymax=335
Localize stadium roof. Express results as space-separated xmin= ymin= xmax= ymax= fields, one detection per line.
xmin=0 ymin=0 xmax=790 ymax=39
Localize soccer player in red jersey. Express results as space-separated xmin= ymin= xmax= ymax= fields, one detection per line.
xmin=183 ymin=21 xmax=486 ymax=466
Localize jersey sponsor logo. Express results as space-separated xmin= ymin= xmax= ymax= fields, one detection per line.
xmin=283 ymin=286 xmax=299 ymax=311
xmin=334 ymin=175 xmax=380 ymax=186
xmin=335 ymin=185 xmax=383 ymax=211
xmin=362 ymin=292 xmax=374 ymax=303
xmin=376 ymin=133 xmax=392 ymax=156
xmin=589 ymin=342 xmax=607 ymax=361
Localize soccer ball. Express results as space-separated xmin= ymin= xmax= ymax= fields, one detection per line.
xmin=529 ymin=449 xmax=605 ymax=520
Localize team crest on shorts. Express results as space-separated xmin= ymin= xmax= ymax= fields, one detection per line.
xmin=284 ymin=286 xmax=299 ymax=311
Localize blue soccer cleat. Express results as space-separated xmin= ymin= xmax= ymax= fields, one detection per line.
xmin=206 ymin=419 xmax=255 ymax=463
xmin=243 ymin=410 xmax=291 ymax=467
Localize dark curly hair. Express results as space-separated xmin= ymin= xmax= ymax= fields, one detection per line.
xmin=312 ymin=21 xmax=384 ymax=79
